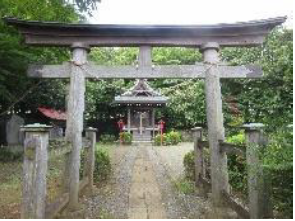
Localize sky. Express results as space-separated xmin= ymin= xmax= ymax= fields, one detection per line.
xmin=88 ymin=0 xmax=293 ymax=27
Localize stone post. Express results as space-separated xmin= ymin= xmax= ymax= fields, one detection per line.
xmin=191 ymin=127 xmax=204 ymax=187
xmin=65 ymin=42 xmax=89 ymax=209
xmin=84 ymin=127 xmax=97 ymax=193
xmin=20 ymin=123 xmax=52 ymax=219
xmin=243 ymin=123 xmax=273 ymax=219
xmin=200 ymin=42 xmax=229 ymax=206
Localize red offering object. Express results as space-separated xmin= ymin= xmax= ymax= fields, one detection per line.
xmin=158 ymin=119 xmax=165 ymax=146
xmin=159 ymin=119 xmax=165 ymax=132
xmin=117 ymin=119 xmax=125 ymax=132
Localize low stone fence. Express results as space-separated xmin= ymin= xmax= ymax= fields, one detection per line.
xmin=191 ymin=123 xmax=274 ymax=219
xmin=179 ymin=130 xmax=194 ymax=142
xmin=20 ymin=123 xmax=97 ymax=219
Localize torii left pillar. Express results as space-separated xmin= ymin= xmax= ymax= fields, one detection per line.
xmin=65 ymin=42 xmax=89 ymax=210
xmin=201 ymin=42 xmax=229 ymax=207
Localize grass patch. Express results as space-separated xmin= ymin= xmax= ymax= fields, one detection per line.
xmin=173 ymin=178 xmax=195 ymax=194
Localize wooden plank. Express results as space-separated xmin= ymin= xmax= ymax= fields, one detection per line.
xmin=28 ymin=64 xmax=263 ymax=79
xmin=219 ymin=141 xmax=246 ymax=157
xmin=221 ymin=190 xmax=250 ymax=219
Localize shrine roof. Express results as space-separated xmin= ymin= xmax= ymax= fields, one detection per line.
xmin=3 ymin=17 xmax=286 ymax=47
xmin=38 ymin=107 xmax=66 ymax=121
xmin=113 ymin=79 xmax=168 ymax=105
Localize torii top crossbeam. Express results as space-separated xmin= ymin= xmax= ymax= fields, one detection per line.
xmin=4 ymin=17 xmax=286 ymax=47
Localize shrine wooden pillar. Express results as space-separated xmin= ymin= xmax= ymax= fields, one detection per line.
xmin=65 ymin=42 xmax=89 ymax=210
xmin=152 ymin=108 xmax=155 ymax=137
xmin=127 ymin=108 xmax=131 ymax=133
xmin=200 ymin=42 xmax=229 ymax=206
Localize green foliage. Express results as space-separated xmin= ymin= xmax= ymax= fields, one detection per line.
xmin=173 ymin=178 xmax=195 ymax=194
xmin=0 ymin=147 xmax=22 ymax=162
xmin=0 ymin=0 xmax=81 ymax=116
xmin=226 ymin=132 xmax=245 ymax=145
xmin=263 ymin=128 xmax=293 ymax=218
xmin=80 ymin=147 xmax=111 ymax=182
xmin=119 ymin=132 xmax=132 ymax=144
xmin=167 ymin=131 xmax=182 ymax=145
xmin=93 ymin=148 xmax=111 ymax=182
xmin=221 ymin=28 xmax=293 ymax=129
xmin=100 ymin=134 xmax=117 ymax=143
xmin=153 ymin=131 xmax=181 ymax=146
xmin=183 ymin=150 xmax=195 ymax=180
xmin=226 ymin=129 xmax=293 ymax=218
xmin=226 ymin=132 xmax=248 ymax=194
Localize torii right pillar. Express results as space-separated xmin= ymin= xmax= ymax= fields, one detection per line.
xmin=201 ymin=42 xmax=229 ymax=207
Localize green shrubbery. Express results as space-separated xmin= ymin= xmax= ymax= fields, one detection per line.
xmin=153 ymin=131 xmax=181 ymax=146
xmin=183 ymin=150 xmax=195 ymax=180
xmin=93 ymin=148 xmax=111 ymax=182
xmin=183 ymin=129 xmax=293 ymax=218
xmin=263 ymin=129 xmax=293 ymax=218
xmin=183 ymin=148 xmax=210 ymax=181
xmin=100 ymin=134 xmax=117 ymax=143
xmin=0 ymin=147 xmax=22 ymax=162
xmin=119 ymin=132 xmax=132 ymax=144
xmin=173 ymin=178 xmax=195 ymax=194
xmin=226 ymin=132 xmax=248 ymax=194
xmin=80 ymin=147 xmax=111 ymax=182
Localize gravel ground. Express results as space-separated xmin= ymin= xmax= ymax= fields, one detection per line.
xmin=82 ymin=145 xmax=139 ymax=218
xmin=79 ymin=142 xmax=235 ymax=219
xmin=147 ymin=144 xmax=212 ymax=219
xmin=153 ymin=142 xmax=194 ymax=180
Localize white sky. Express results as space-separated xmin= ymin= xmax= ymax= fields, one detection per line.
xmin=88 ymin=0 xmax=293 ymax=27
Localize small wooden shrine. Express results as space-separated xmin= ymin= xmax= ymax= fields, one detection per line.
xmin=113 ymin=79 xmax=168 ymax=141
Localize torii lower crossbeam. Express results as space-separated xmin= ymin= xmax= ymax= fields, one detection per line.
xmin=28 ymin=63 xmax=262 ymax=79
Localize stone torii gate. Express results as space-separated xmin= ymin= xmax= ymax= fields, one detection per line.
xmin=5 ymin=17 xmax=285 ymax=210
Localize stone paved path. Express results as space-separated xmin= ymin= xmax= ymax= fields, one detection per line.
xmin=128 ymin=146 xmax=166 ymax=219
xmin=78 ymin=143 xmax=236 ymax=219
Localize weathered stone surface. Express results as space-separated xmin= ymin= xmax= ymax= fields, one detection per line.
xmin=201 ymin=43 xmax=229 ymax=207
xmin=28 ymin=63 xmax=263 ymax=79
xmin=65 ymin=44 xmax=88 ymax=209
xmin=192 ymin=127 xmax=205 ymax=188
xmin=21 ymin=124 xmax=51 ymax=219
xmin=244 ymin=124 xmax=273 ymax=219
xmin=128 ymin=146 xmax=167 ymax=219
xmin=49 ymin=126 xmax=63 ymax=139
xmin=5 ymin=17 xmax=286 ymax=47
xmin=84 ymin=128 xmax=97 ymax=193
xmin=6 ymin=114 xmax=24 ymax=145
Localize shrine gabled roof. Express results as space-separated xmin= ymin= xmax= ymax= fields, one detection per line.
xmin=3 ymin=17 xmax=286 ymax=47
xmin=113 ymin=79 xmax=168 ymax=105
xmin=38 ymin=107 xmax=66 ymax=121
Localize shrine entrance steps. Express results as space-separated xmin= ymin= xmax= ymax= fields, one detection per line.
xmin=128 ymin=145 xmax=166 ymax=219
